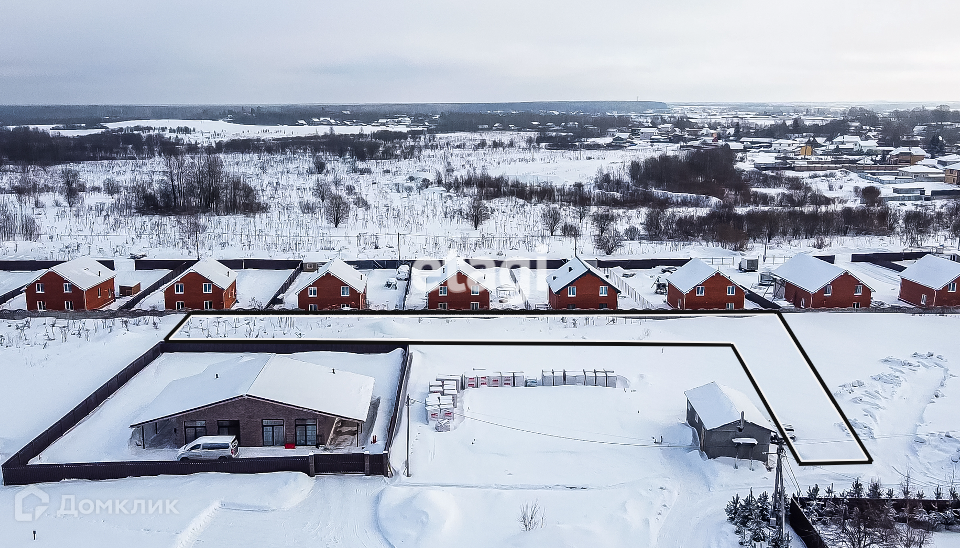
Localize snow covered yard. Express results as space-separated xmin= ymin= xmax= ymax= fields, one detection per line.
xmin=234 ymin=269 xmax=293 ymax=309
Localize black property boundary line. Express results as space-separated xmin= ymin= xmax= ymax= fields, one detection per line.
xmin=165 ymin=309 xmax=876 ymax=467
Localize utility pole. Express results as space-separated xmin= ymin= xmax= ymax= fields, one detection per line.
xmin=771 ymin=435 xmax=788 ymax=546
xmin=405 ymin=395 xmax=411 ymax=477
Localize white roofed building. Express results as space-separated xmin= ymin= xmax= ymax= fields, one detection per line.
xmin=898 ymin=255 xmax=960 ymax=308
xmin=294 ymin=259 xmax=367 ymax=311
xmin=26 ymin=257 xmax=116 ymax=311
xmin=773 ymin=254 xmax=872 ymax=309
xmin=665 ymin=258 xmax=743 ymax=310
xmin=161 ymin=258 xmax=237 ymax=310
xmin=546 ymin=257 xmax=620 ymax=310
xmin=684 ymin=382 xmax=773 ymax=462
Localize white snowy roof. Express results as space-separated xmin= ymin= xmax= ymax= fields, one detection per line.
xmin=684 ymin=382 xmax=772 ymax=431
xmin=899 ymin=165 xmax=942 ymax=174
xmin=293 ymin=259 xmax=366 ymax=294
xmin=943 ymin=162 xmax=960 ymax=171
xmin=899 ymin=255 xmax=960 ymax=290
xmin=773 ymin=254 xmax=859 ymax=293
xmin=891 ymin=146 xmax=928 ymax=157
xmin=546 ymin=257 xmax=619 ymax=294
xmin=132 ymin=353 xmax=376 ymax=425
xmin=161 ymin=258 xmax=236 ymax=291
xmin=666 ymin=258 xmax=732 ymax=294
xmin=34 ymin=257 xmax=115 ymax=290
xmin=425 ymin=256 xmax=496 ymax=293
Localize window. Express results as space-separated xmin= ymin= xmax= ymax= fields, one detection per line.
xmin=341 ymin=303 xmax=350 ymax=310
xmin=174 ymin=283 xmax=184 ymax=294
xmin=598 ymin=303 xmax=608 ymax=310
xmin=599 ymin=286 xmax=608 ymax=296
xmin=64 ymin=301 xmax=74 ymax=311
xmin=295 ymin=419 xmax=317 ymax=446
xmin=438 ymin=302 xmax=448 ymax=310
xmin=308 ymin=287 xmax=317 ymax=297
xmin=854 ymin=285 xmax=863 ymax=296
xmin=568 ymin=286 xmax=576 ymax=297
xmin=202 ymin=283 xmax=213 ymax=294
xmin=262 ymin=420 xmax=284 ymax=446
xmin=184 ymin=421 xmax=206 ymax=444
xmin=35 ymin=283 xmax=44 ymax=293
xmin=800 ymin=298 xmax=805 ymax=308
xmin=852 ymin=302 xmax=861 ymax=309
xmin=341 ymin=285 xmax=350 ymax=297
xmin=824 ymin=284 xmax=832 ymax=296
xmin=438 ymin=286 xmax=448 ymax=296
xmin=175 ymin=301 xmax=185 ymax=310
xmin=921 ymin=294 xmax=927 ymax=305
xmin=217 ymin=420 xmax=240 ymax=443
xmin=726 ymin=302 xmax=735 ymax=310
xmin=63 ymin=282 xmax=72 ymax=293
xmin=470 ymin=302 xmax=480 ymax=310
xmin=727 ymin=285 xmax=736 ymax=296
xmin=97 ymin=288 xmax=102 ymax=298
xmin=36 ymin=301 xmax=45 ymax=311
xmin=949 ymin=282 xmax=957 ymax=293
xmin=471 ymin=285 xmax=480 ymax=296
xmin=695 ymin=286 xmax=705 ymax=297
xmin=567 ymin=304 xmax=576 ymax=310
xmin=203 ymin=300 xmax=213 ymax=310
xmin=308 ymin=304 xmax=317 ymax=311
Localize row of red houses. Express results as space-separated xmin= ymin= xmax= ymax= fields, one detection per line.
xmin=19 ymin=254 xmax=960 ymax=312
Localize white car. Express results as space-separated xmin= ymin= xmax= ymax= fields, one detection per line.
xmin=176 ymin=436 xmax=239 ymax=461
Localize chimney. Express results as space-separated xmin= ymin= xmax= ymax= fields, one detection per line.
xmin=738 ymin=411 xmax=745 ymax=432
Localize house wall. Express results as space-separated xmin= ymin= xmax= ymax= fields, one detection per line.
xmin=548 ymin=272 xmax=618 ymax=310
xmin=899 ymin=277 xmax=960 ymax=307
xmin=685 ymin=402 xmax=770 ymax=461
xmin=142 ymin=396 xmax=355 ymax=449
xmin=297 ymin=272 xmax=366 ymax=310
xmin=946 ymin=168 xmax=959 ymax=185
xmin=25 ymin=271 xmax=115 ymax=311
xmin=427 ymin=271 xmax=490 ymax=310
xmin=667 ymin=272 xmax=744 ymax=310
xmin=783 ymin=273 xmax=871 ymax=309
xmin=163 ymin=272 xmax=237 ymax=310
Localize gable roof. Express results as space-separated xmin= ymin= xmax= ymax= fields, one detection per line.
xmin=161 ymin=258 xmax=236 ymax=291
xmin=943 ymin=162 xmax=960 ymax=171
xmin=773 ymin=254 xmax=866 ymax=293
xmin=293 ymin=259 xmax=366 ymax=294
xmin=546 ymin=257 xmax=620 ymax=294
xmin=131 ymin=352 xmax=380 ymax=426
xmin=425 ymin=256 xmax=496 ymax=293
xmin=666 ymin=258 xmax=734 ymax=294
xmin=899 ymin=254 xmax=960 ymax=290
xmin=684 ymin=382 xmax=773 ymax=431
xmin=32 ymin=257 xmax=115 ymax=290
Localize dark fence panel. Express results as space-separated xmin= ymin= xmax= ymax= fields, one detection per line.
xmin=790 ymin=497 xmax=828 ymax=548
xmin=384 ymin=348 xmax=413 ymax=477
xmin=162 ymin=340 xmax=406 ymax=355
xmin=851 ymin=252 xmax=929 ymax=262
xmin=241 ymin=259 xmax=302 ymax=270
xmin=0 ymin=285 xmax=25 ymax=306
xmin=0 ymin=260 xmax=60 ymax=271
xmin=813 ymin=255 xmax=835 ymax=264
xmin=270 ymin=265 xmax=303 ymax=306
xmin=136 ymin=259 xmax=196 ymax=270
xmin=744 ymin=288 xmax=781 ymax=309
xmin=867 ymin=260 xmax=906 ymax=272
xmin=120 ymin=261 xmax=190 ymax=310
xmin=595 ymin=258 xmax=691 ymax=269
xmin=348 ymin=260 xmax=401 ymax=270
xmin=314 ymin=453 xmax=366 ymax=474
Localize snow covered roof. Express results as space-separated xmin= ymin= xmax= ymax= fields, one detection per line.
xmin=425 ymin=256 xmax=496 ymax=293
xmin=546 ymin=257 xmax=620 ymax=294
xmin=899 ymin=164 xmax=942 ymax=174
xmin=132 ymin=353 xmax=376 ymax=426
xmin=293 ymin=259 xmax=366 ymax=294
xmin=899 ymin=255 xmax=960 ymax=290
xmin=943 ymin=162 xmax=960 ymax=171
xmin=684 ymin=382 xmax=772 ymax=431
xmin=32 ymin=257 xmax=115 ymax=290
xmin=890 ymin=146 xmax=928 ymax=157
xmin=774 ymin=254 xmax=858 ymax=293
xmin=161 ymin=258 xmax=236 ymax=291
xmin=666 ymin=258 xmax=732 ymax=294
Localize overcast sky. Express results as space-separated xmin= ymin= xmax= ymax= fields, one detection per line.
xmin=2 ymin=0 xmax=959 ymax=105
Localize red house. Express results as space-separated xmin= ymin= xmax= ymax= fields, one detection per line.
xmin=666 ymin=258 xmax=744 ymax=310
xmin=161 ymin=259 xmax=238 ymax=310
xmin=898 ymin=255 xmax=960 ymax=308
xmin=296 ymin=259 xmax=367 ymax=310
xmin=26 ymin=257 xmax=116 ymax=311
xmin=425 ymin=257 xmax=493 ymax=310
xmin=546 ymin=257 xmax=619 ymax=310
xmin=773 ymin=254 xmax=871 ymax=309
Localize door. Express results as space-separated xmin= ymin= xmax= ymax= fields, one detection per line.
xmin=295 ymin=419 xmax=318 ymax=446
xmin=262 ymin=419 xmax=284 ymax=446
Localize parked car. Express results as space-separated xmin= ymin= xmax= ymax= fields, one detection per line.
xmin=176 ymin=435 xmax=239 ymax=461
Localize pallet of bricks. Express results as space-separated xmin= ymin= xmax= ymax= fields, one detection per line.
xmin=425 ymin=374 xmax=462 ymax=431
xmin=540 ymin=369 xmax=616 ymax=387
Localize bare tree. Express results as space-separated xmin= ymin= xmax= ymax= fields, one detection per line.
xmin=325 ymin=193 xmax=351 ymax=228
xmin=541 ymin=206 xmax=562 ymax=236
xmin=518 ymin=501 xmax=544 ymax=531
xmin=591 ymin=209 xmax=619 ymax=238
xmin=59 ymin=167 xmax=84 ymax=208
xmin=176 ymin=214 xmax=207 ymax=258
xmin=462 ymin=195 xmax=492 ymax=230
xmin=313 ymin=179 xmax=332 ymax=203
xmin=594 ymin=228 xmax=624 ymax=255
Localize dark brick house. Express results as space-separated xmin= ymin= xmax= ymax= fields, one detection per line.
xmin=296 ymin=258 xmax=367 ymax=310
xmin=773 ymin=254 xmax=872 ymax=309
xmin=132 ymin=354 xmax=376 ymax=449
xmin=26 ymin=257 xmax=116 ymax=311
xmin=425 ymin=257 xmax=493 ymax=310
xmin=898 ymin=254 xmax=960 ymax=308
xmin=161 ymin=258 xmax=237 ymax=311
xmin=666 ymin=258 xmax=744 ymax=310
xmin=546 ymin=257 xmax=619 ymax=310
xmin=685 ymin=382 xmax=773 ymax=462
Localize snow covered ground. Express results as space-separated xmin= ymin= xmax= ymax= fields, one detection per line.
xmin=234 ymin=269 xmax=293 ymax=309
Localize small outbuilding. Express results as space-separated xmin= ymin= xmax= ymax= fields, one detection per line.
xmin=161 ymin=258 xmax=237 ymax=310
xmin=25 ymin=257 xmax=116 ymax=311
xmin=666 ymin=258 xmax=744 ymax=310
xmin=426 ymin=257 xmax=494 ymax=310
xmin=131 ymin=354 xmax=376 ymax=449
xmin=546 ymin=257 xmax=620 ymax=310
xmin=684 ymin=382 xmax=773 ymax=462
xmin=773 ymin=254 xmax=871 ymax=309
xmin=295 ymin=258 xmax=367 ymax=310
xmin=898 ymin=254 xmax=960 ymax=308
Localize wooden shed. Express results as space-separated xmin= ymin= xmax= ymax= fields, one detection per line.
xmin=684 ymin=382 xmax=773 ymax=462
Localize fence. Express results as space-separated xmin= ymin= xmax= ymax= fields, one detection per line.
xmin=743 ymin=288 xmax=781 ymax=310
xmin=790 ymin=496 xmax=828 ymax=548
xmin=384 ymin=347 xmax=415 ymax=477
xmin=602 ymin=267 xmax=656 ymax=309
xmin=119 ymin=261 xmax=190 ymax=310
xmin=269 ymin=264 xmax=304 ymax=307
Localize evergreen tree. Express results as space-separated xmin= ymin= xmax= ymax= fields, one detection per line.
xmin=850 ymin=477 xmax=864 ymax=498
xmin=726 ymin=494 xmax=741 ymax=523
xmin=866 ymin=479 xmax=883 ymax=499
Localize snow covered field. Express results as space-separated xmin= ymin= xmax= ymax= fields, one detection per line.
xmin=2 ymin=312 xmax=960 ymax=546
